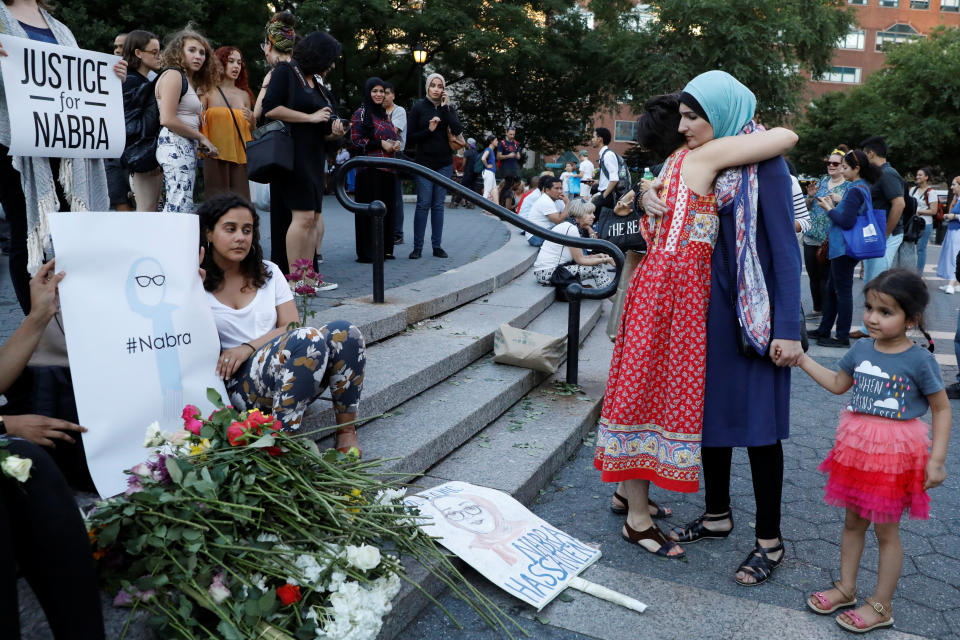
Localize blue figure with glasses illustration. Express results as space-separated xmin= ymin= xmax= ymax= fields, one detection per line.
xmin=125 ymin=257 xmax=185 ymax=424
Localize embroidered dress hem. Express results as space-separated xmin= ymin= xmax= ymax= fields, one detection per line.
xmin=820 ymin=411 xmax=930 ymax=522
xmin=593 ymin=417 xmax=702 ymax=493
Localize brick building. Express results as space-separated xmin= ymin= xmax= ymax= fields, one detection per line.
xmin=808 ymin=0 xmax=960 ymax=97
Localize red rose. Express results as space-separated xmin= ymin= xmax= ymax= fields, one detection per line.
xmin=226 ymin=422 xmax=254 ymax=447
xmin=244 ymin=409 xmax=275 ymax=430
xmin=277 ymin=583 xmax=301 ymax=606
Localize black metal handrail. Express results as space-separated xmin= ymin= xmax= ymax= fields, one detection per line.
xmin=334 ymin=156 xmax=625 ymax=383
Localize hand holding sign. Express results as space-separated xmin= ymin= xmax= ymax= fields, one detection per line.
xmin=0 ymin=35 xmax=125 ymax=158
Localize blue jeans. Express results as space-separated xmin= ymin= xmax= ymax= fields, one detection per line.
xmin=860 ymin=232 xmax=903 ymax=332
xmin=917 ymin=219 xmax=934 ymax=272
xmin=393 ymin=178 xmax=404 ymax=238
xmin=954 ymin=309 xmax=960 ymax=383
xmin=527 ymin=235 xmax=544 ymax=247
xmin=413 ymin=163 xmax=453 ymax=250
xmin=818 ymin=254 xmax=858 ymax=341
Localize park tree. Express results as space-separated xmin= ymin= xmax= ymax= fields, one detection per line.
xmin=794 ymin=26 xmax=960 ymax=181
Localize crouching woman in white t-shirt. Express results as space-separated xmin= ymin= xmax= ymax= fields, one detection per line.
xmin=198 ymin=194 xmax=365 ymax=454
xmin=532 ymin=199 xmax=615 ymax=289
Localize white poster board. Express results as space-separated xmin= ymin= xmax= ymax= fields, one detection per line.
xmin=0 ymin=35 xmax=123 ymax=158
xmin=406 ymin=481 xmax=601 ymax=610
xmin=49 ymin=213 xmax=227 ymax=497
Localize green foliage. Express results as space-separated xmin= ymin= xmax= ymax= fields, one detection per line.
xmin=795 ymin=26 xmax=960 ymax=181
xmin=594 ymin=0 xmax=854 ymax=124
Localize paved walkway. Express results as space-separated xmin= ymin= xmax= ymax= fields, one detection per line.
xmin=400 ymin=245 xmax=960 ymax=640
xmin=0 ymin=196 xmax=510 ymax=342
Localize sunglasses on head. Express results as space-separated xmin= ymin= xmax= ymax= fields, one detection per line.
xmin=827 ymin=161 xmax=841 ymax=167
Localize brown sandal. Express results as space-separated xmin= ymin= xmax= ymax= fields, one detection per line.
xmin=622 ymin=522 xmax=685 ymax=559
xmin=836 ymin=597 xmax=894 ymax=633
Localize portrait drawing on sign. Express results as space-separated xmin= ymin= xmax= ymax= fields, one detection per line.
xmin=431 ymin=494 xmax=531 ymax=566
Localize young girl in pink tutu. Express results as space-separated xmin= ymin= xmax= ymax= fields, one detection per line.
xmin=794 ymin=268 xmax=951 ymax=633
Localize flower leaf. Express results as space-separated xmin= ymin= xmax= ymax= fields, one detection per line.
xmin=206 ymin=388 xmax=225 ymax=408
xmin=247 ymin=433 xmax=277 ymax=449
xmin=165 ymin=456 xmax=184 ymax=485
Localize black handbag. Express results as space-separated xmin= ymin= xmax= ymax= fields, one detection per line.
xmin=718 ymin=224 xmax=807 ymax=359
xmin=596 ymin=206 xmax=646 ymax=252
xmin=903 ymin=213 xmax=926 ymax=243
xmin=549 ymin=262 xmax=581 ymax=302
xmin=245 ymin=120 xmax=293 ymax=183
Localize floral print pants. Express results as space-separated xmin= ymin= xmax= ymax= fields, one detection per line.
xmin=226 ymin=322 xmax=366 ymax=431
xmin=533 ymin=264 xmax=614 ymax=288
xmin=156 ymin=128 xmax=198 ymax=213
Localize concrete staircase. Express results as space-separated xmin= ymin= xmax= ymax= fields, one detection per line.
xmin=18 ymin=223 xmax=616 ymax=640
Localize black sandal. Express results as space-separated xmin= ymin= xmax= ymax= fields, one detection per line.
xmin=610 ymin=492 xmax=672 ymax=519
xmin=734 ymin=539 xmax=784 ymax=587
xmin=670 ymin=511 xmax=733 ymax=543
xmin=622 ymin=522 xmax=685 ymax=559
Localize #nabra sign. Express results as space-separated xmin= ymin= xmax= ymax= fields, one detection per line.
xmin=0 ymin=35 xmax=124 ymax=158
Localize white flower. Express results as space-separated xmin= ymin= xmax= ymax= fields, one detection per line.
xmin=1 ymin=455 xmax=32 ymax=482
xmin=129 ymin=462 xmax=151 ymax=477
xmin=374 ymin=488 xmax=406 ymax=505
xmin=208 ymin=579 xmax=231 ymax=604
xmin=345 ymin=545 xmax=381 ymax=571
xmin=250 ymin=573 xmax=267 ymax=592
xmin=295 ymin=554 xmax=323 ymax=586
xmin=143 ymin=421 xmax=164 ymax=448
xmin=165 ymin=430 xmax=190 ymax=446
xmin=327 ymin=571 xmax=346 ymax=591
xmin=256 ymin=533 xmax=279 ymax=543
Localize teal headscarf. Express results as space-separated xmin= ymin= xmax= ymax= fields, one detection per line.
xmin=682 ymin=71 xmax=756 ymax=139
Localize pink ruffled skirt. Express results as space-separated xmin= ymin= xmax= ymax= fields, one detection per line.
xmin=819 ymin=411 xmax=930 ymax=523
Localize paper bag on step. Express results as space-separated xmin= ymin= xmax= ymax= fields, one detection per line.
xmin=492 ymin=323 xmax=566 ymax=374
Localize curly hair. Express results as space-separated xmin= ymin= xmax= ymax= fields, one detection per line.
xmin=214 ymin=46 xmax=254 ymax=104
xmin=160 ymin=25 xmax=217 ymax=93
xmin=198 ymin=194 xmax=270 ymax=293
xmin=636 ymin=93 xmax=685 ymax=162
xmin=292 ymin=31 xmax=341 ymax=77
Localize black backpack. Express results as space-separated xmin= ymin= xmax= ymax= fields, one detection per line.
xmin=901 ymin=180 xmax=918 ymax=224
xmin=123 ymin=68 xmax=187 ymax=173
xmin=599 ymin=148 xmax=631 ymax=199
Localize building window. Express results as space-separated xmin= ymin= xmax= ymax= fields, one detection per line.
xmin=614 ymin=121 xmax=637 ymax=143
xmin=879 ymin=0 xmax=899 ymax=6
xmin=818 ymin=66 xmax=863 ymax=83
xmin=910 ymin=0 xmax=929 ymax=7
xmin=621 ymin=4 xmax=652 ymax=31
xmin=849 ymin=0 xmax=867 ymax=4
xmin=875 ymin=24 xmax=922 ymax=50
xmin=942 ymin=0 xmax=959 ymax=11
xmin=838 ymin=29 xmax=866 ymax=49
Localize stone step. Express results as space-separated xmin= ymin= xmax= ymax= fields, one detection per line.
xmin=317 ymin=296 xmax=603 ymax=475
xmin=376 ymin=307 xmax=614 ymax=640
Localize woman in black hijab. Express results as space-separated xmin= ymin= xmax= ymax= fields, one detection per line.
xmin=350 ymin=77 xmax=401 ymax=262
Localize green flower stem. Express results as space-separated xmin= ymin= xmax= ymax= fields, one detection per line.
xmin=141 ymin=510 xmax=209 ymax=530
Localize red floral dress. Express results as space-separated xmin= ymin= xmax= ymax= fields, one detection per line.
xmin=594 ymin=149 xmax=718 ymax=493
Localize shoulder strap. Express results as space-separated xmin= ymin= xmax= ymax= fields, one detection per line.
xmin=599 ymin=149 xmax=609 ymax=178
xmin=217 ymin=87 xmax=246 ymax=147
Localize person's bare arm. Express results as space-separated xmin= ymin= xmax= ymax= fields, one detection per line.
xmin=925 ymin=390 xmax=951 ymax=490
xmin=689 ymin=128 xmax=798 ymax=177
xmin=0 ymin=261 xmax=62 ymax=393
xmin=885 ymin=197 xmax=905 ymax=238
xmin=798 ymin=353 xmax=854 ymax=395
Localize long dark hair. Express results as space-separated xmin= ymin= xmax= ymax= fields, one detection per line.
xmin=863 ymin=268 xmax=933 ymax=352
xmin=197 ymin=194 xmax=270 ymax=293
xmin=844 ymin=150 xmax=881 ymax=183
xmin=292 ymin=31 xmax=341 ymax=77
xmin=636 ymin=93 xmax=685 ymax=162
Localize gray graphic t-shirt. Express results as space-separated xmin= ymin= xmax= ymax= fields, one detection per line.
xmin=838 ymin=340 xmax=943 ymax=420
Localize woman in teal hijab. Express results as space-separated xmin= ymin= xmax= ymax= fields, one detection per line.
xmin=643 ymin=71 xmax=803 ymax=587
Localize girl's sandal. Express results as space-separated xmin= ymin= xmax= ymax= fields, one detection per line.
xmin=836 ymin=598 xmax=894 ymax=633
xmin=609 ymin=492 xmax=672 ymax=519
xmin=807 ymin=580 xmax=857 ymax=614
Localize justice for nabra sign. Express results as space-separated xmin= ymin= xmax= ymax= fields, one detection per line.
xmin=0 ymin=35 xmax=123 ymax=158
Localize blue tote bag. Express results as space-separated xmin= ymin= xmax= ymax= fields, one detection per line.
xmin=842 ymin=184 xmax=886 ymax=260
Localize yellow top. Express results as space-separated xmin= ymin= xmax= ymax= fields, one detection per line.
xmin=201 ymin=107 xmax=253 ymax=165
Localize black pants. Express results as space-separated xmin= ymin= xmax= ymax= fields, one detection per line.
xmin=269 ymin=184 xmax=292 ymax=275
xmin=817 ymin=254 xmax=858 ymax=341
xmin=702 ymin=442 xmax=784 ymax=540
xmin=1 ymin=439 xmax=105 ymax=639
xmin=354 ymin=168 xmax=396 ymax=262
xmin=802 ymin=243 xmax=828 ymax=312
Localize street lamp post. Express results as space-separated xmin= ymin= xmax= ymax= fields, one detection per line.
xmin=412 ymin=45 xmax=427 ymax=99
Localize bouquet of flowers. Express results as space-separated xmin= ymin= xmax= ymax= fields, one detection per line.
xmin=86 ymin=390 xmax=518 ymax=640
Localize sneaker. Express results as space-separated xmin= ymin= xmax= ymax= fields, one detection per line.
xmin=817 ymin=336 xmax=850 ymax=348
xmin=848 ymin=330 xmax=868 ymax=339
xmin=394 ymin=235 xmax=404 ymax=244
xmin=805 ymin=310 xmax=822 ymax=320
xmin=807 ymin=328 xmax=828 ymax=340
xmin=316 ymin=281 xmax=338 ymax=291
xmin=433 ymin=247 xmax=449 ymax=258
xmin=946 ymin=382 xmax=960 ymax=400
xmin=940 ymin=285 xmax=956 ymax=294
xmin=409 ymin=248 xmax=422 ymax=259
xmin=316 ymin=254 xmax=324 ymax=264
